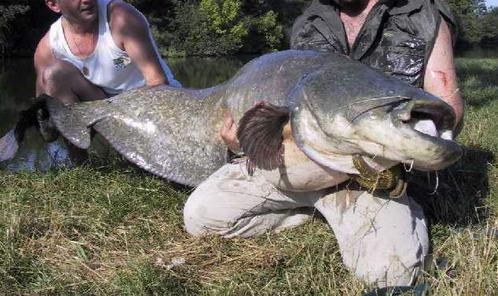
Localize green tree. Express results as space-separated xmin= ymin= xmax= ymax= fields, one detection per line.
xmin=253 ymin=10 xmax=283 ymax=50
xmin=448 ymin=0 xmax=488 ymax=44
xmin=161 ymin=0 xmax=249 ymax=56
xmin=481 ymin=7 xmax=498 ymax=43
xmin=198 ymin=0 xmax=249 ymax=54
xmin=241 ymin=0 xmax=310 ymax=51
xmin=0 ymin=5 xmax=29 ymax=54
xmin=244 ymin=10 xmax=284 ymax=52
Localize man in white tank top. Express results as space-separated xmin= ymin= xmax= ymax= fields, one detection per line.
xmin=35 ymin=0 xmax=179 ymax=106
xmin=32 ymin=0 xmax=181 ymax=160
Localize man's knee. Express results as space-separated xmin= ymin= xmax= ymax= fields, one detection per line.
xmin=354 ymin=242 xmax=429 ymax=287
xmin=318 ymin=191 xmax=429 ymax=286
xmin=183 ymin=193 xmax=210 ymax=236
xmin=183 ymin=189 xmax=237 ymax=237
xmin=349 ymin=195 xmax=430 ymax=286
xmin=183 ymin=164 xmax=261 ymax=237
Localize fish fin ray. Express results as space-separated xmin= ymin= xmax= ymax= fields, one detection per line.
xmin=46 ymin=95 xmax=106 ymax=149
xmin=237 ymin=101 xmax=289 ymax=171
xmin=14 ymin=96 xmax=47 ymax=143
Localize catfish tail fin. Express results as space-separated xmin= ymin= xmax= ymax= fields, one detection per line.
xmin=0 ymin=95 xmax=48 ymax=162
xmin=12 ymin=96 xmax=47 ymax=143
xmin=45 ymin=94 xmax=95 ymax=149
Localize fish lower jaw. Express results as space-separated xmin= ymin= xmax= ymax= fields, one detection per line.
xmin=298 ymin=143 xmax=359 ymax=174
xmin=356 ymin=135 xmax=461 ymax=171
xmin=299 ymin=142 xmax=400 ymax=176
xmin=353 ymin=117 xmax=462 ymax=171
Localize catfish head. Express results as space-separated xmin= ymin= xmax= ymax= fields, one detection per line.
xmin=238 ymin=58 xmax=462 ymax=176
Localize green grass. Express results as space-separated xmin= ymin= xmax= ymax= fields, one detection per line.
xmin=0 ymin=58 xmax=497 ymax=295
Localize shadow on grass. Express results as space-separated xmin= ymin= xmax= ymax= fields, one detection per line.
xmin=409 ymin=146 xmax=494 ymax=226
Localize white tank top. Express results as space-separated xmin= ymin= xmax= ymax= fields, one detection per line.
xmin=48 ymin=0 xmax=181 ymax=96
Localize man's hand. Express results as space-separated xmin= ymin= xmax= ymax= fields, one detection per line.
xmin=220 ymin=111 xmax=241 ymax=153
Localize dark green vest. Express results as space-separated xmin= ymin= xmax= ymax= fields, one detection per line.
xmin=291 ymin=0 xmax=456 ymax=87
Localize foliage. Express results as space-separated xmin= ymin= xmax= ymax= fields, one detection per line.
xmin=156 ymin=0 xmax=288 ymax=56
xmin=0 ymin=0 xmax=497 ymax=56
xmin=0 ymin=5 xmax=29 ymax=54
xmin=198 ymin=0 xmax=249 ymax=54
xmin=152 ymin=1 xmax=242 ymax=56
xmin=481 ymin=7 xmax=498 ymax=43
xmin=244 ymin=10 xmax=284 ymax=52
xmin=0 ymin=0 xmax=57 ymax=57
xmin=448 ymin=0 xmax=496 ymax=44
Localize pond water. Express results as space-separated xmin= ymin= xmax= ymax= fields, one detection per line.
xmin=0 ymin=47 xmax=496 ymax=171
xmin=455 ymin=46 xmax=498 ymax=58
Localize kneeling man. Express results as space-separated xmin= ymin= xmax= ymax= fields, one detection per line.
xmin=36 ymin=0 xmax=180 ymax=106
xmin=184 ymin=0 xmax=463 ymax=287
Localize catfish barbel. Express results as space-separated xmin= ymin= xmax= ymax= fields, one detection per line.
xmin=19 ymin=50 xmax=462 ymax=190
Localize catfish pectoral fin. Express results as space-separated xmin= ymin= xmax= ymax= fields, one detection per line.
xmin=237 ymin=101 xmax=290 ymax=171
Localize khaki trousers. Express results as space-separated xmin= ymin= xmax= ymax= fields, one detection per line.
xmin=184 ymin=163 xmax=429 ymax=287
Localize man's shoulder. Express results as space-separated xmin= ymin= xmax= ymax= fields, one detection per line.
xmin=389 ymin=0 xmax=456 ymax=24
xmin=108 ymin=0 xmax=147 ymax=32
xmin=108 ymin=0 xmax=134 ymax=17
xmin=388 ymin=0 xmax=457 ymax=41
xmin=34 ymin=32 xmax=52 ymax=61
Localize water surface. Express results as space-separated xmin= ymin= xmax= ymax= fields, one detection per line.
xmin=455 ymin=46 xmax=498 ymax=58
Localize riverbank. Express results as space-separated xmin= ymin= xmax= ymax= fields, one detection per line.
xmin=0 ymin=58 xmax=497 ymax=295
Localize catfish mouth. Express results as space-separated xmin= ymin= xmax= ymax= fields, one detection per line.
xmin=291 ymin=93 xmax=462 ymax=175
xmin=394 ymin=99 xmax=456 ymax=138
xmin=353 ymin=98 xmax=462 ymax=171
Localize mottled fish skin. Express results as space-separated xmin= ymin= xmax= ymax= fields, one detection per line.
xmin=47 ymin=50 xmax=462 ymax=186
xmin=49 ymin=86 xmax=224 ymax=186
xmin=48 ymin=51 xmax=328 ymax=186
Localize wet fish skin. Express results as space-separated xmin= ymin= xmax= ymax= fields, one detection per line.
xmin=46 ymin=50 xmax=462 ymax=187
xmin=47 ymin=51 xmax=326 ymax=186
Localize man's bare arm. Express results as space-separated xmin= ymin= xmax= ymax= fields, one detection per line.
xmin=34 ymin=32 xmax=56 ymax=96
xmin=109 ymin=1 xmax=168 ymax=86
xmin=424 ymin=20 xmax=464 ymax=133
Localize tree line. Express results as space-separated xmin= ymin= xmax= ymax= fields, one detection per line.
xmin=0 ymin=0 xmax=497 ymax=57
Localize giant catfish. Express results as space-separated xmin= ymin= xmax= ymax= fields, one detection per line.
xmin=44 ymin=50 xmax=462 ymax=192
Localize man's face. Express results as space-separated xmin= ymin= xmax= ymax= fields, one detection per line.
xmin=46 ymin=0 xmax=98 ymax=24
xmin=332 ymin=0 xmax=368 ymax=12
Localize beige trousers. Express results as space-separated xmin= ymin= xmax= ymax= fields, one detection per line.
xmin=183 ymin=163 xmax=429 ymax=287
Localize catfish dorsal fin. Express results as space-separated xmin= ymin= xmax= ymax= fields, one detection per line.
xmin=237 ymin=101 xmax=290 ymax=173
